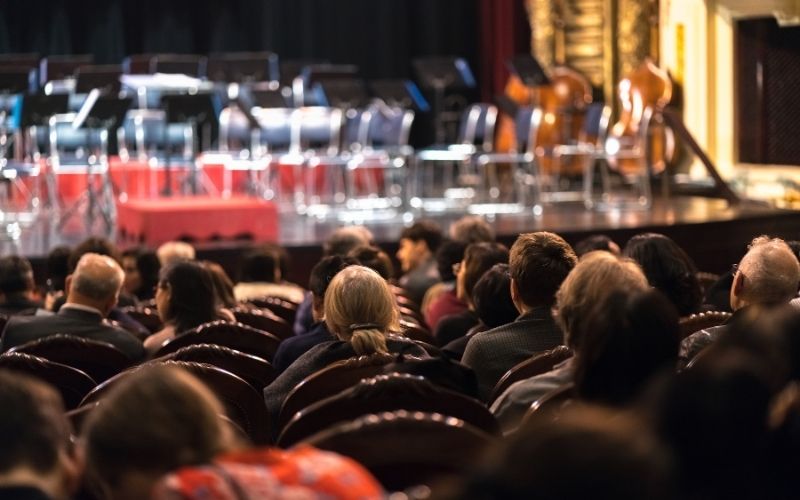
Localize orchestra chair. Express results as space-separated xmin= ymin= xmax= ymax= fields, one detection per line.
xmin=679 ymin=311 xmax=732 ymax=340
xmin=0 ymin=352 xmax=96 ymax=409
xmin=277 ymin=373 xmax=499 ymax=447
xmin=153 ymin=320 xmax=281 ymax=362
xmin=488 ymin=345 xmax=573 ymax=405
xmin=118 ymin=306 xmax=163 ymax=334
xmin=231 ymin=305 xmax=292 ymax=341
xmin=157 ymin=343 xmax=277 ymax=391
xmin=300 ymin=410 xmax=494 ymax=492
xmin=9 ymin=334 xmax=133 ymax=383
xmin=276 ymin=352 xmax=397 ymax=433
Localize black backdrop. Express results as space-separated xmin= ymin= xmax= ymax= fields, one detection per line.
xmin=0 ymin=0 xmax=479 ymax=80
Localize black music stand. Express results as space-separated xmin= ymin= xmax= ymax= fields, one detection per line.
xmin=506 ymin=55 xmax=551 ymax=87
xmin=74 ymin=65 xmax=122 ymax=94
xmin=412 ymin=57 xmax=476 ymax=142
xmin=297 ymin=64 xmax=359 ymax=106
xmin=17 ymin=94 xmax=69 ymax=161
xmin=39 ymin=55 xmax=93 ymax=85
xmin=161 ymin=93 xmax=218 ymax=196
xmin=249 ymin=89 xmax=288 ymax=108
xmin=369 ymin=79 xmax=430 ymax=112
xmin=315 ymin=79 xmax=369 ymax=109
xmin=279 ymin=60 xmax=328 ymax=88
xmin=207 ymin=52 xmax=279 ymax=83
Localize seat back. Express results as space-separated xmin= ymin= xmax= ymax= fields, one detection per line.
xmin=159 ymin=343 xmax=276 ymax=390
xmin=582 ymin=102 xmax=612 ymax=145
xmin=232 ymin=306 xmax=292 ymax=341
xmin=489 ymin=345 xmax=573 ymax=404
xmin=278 ymin=373 xmax=499 ymax=446
xmin=245 ymin=296 xmax=298 ymax=324
xmin=513 ymin=106 xmax=543 ymax=153
xmin=400 ymin=320 xmax=436 ymax=346
xmin=153 ymin=320 xmax=281 ymax=362
xmin=302 ymin=410 xmax=494 ymax=492
xmin=252 ymin=107 xmax=294 ymax=152
xmin=679 ymin=311 xmax=732 ymax=339
xmin=367 ymin=105 xmax=415 ymax=149
xmin=119 ymin=306 xmax=163 ymax=334
xmin=277 ymin=353 xmax=396 ymax=432
xmin=524 ymin=383 xmax=576 ymax=422
xmin=0 ymin=352 xmax=96 ymax=409
xmin=291 ymin=106 xmax=343 ymax=156
xmin=458 ymin=103 xmax=498 ymax=152
xmin=696 ymin=271 xmax=721 ymax=294
xmin=9 ymin=334 xmax=133 ymax=383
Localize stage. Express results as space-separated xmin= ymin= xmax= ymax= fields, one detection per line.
xmin=7 ymin=193 xmax=800 ymax=288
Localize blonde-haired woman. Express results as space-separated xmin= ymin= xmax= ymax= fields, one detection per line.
xmin=264 ymin=265 xmax=427 ymax=420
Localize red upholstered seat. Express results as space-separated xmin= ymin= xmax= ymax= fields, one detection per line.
xmin=153 ymin=320 xmax=281 ymax=362
xmin=119 ymin=306 xmax=164 ymax=334
xmin=158 ymin=343 xmax=277 ymax=390
xmin=245 ymin=296 xmax=298 ymax=325
xmin=0 ymin=352 xmax=96 ymax=409
xmin=679 ymin=311 xmax=732 ymax=339
xmin=489 ymin=345 xmax=573 ymax=405
xmin=232 ymin=306 xmax=292 ymax=341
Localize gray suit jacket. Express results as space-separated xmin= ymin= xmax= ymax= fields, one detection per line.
xmin=462 ymin=306 xmax=563 ymax=401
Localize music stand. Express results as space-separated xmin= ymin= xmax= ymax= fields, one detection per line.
xmin=506 ymin=55 xmax=551 ymax=87
xmin=207 ymin=52 xmax=279 ymax=83
xmin=39 ymin=55 xmax=93 ymax=85
xmin=74 ymin=65 xmax=122 ymax=94
xmin=370 ymin=79 xmax=430 ymax=112
xmin=295 ymin=64 xmax=359 ymax=106
xmin=315 ymin=78 xmax=369 ymax=109
xmin=161 ymin=93 xmax=218 ymax=196
xmin=412 ymin=57 xmax=476 ymax=142
xmin=279 ymin=60 xmax=328 ymax=88
xmin=15 ymin=93 xmax=69 ymax=161
xmin=249 ymin=89 xmax=288 ymax=108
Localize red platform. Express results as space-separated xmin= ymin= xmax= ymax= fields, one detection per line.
xmin=116 ymin=196 xmax=279 ymax=246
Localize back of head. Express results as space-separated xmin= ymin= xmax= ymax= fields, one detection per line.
xmin=308 ymin=255 xmax=359 ymax=300
xmin=0 ymin=370 xmax=70 ymax=477
xmin=509 ymin=232 xmax=577 ymax=308
xmin=123 ymin=248 xmax=161 ymax=294
xmin=348 ymin=245 xmax=394 ymax=280
xmin=0 ymin=255 xmax=35 ymax=295
xmin=70 ymin=253 xmax=125 ymax=307
xmin=623 ymin=233 xmax=702 ymax=316
xmin=556 ymin=251 xmax=649 ymax=349
xmin=449 ymin=215 xmax=495 ymax=244
xmin=574 ymin=234 xmax=620 ymax=257
xmin=46 ymin=245 xmax=72 ymax=292
xmin=736 ymin=236 xmax=800 ymax=306
xmin=574 ymin=289 xmax=680 ymax=407
xmin=324 ymin=265 xmax=399 ymax=355
xmin=202 ymin=261 xmax=237 ymax=309
xmin=435 ymin=239 xmax=467 ymax=282
xmin=323 ymin=226 xmax=374 ymax=256
xmin=400 ymin=220 xmax=443 ymax=253
xmin=472 ymin=263 xmax=519 ymax=328
xmin=68 ymin=237 xmax=121 ymax=272
xmin=156 ymin=241 xmax=196 ymax=267
xmin=160 ymin=261 xmax=219 ymax=333
xmin=460 ymin=242 xmax=510 ymax=305
xmin=239 ymin=247 xmax=281 ymax=283
xmin=83 ymin=365 xmax=231 ymax=498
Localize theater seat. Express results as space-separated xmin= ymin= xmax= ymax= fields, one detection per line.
xmin=524 ymin=383 xmax=576 ymax=423
xmin=245 ymin=296 xmax=298 ymax=324
xmin=400 ymin=320 xmax=437 ymax=346
xmin=0 ymin=352 xmax=96 ymax=409
xmin=679 ymin=311 xmax=732 ymax=340
xmin=232 ymin=306 xmax=292 ymax=341
xmin=301 ymin=410 xmax=494 ymax=492
xmin=158 ymin=343 xmax=277 ymax=390
xmin=153 ymin=320 xmax=281 ymax=362
xmin=278 ymin=373 xmax=499 ymax=447
xmin=9 ymin=334 xmax=133 ymax=383
xmin=489 ymin=345 xmax=573 ymax=405
xmin=119 ymin=306 xmax=164 ymax=334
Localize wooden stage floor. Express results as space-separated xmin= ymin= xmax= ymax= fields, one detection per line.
xmin=10 ymin=195 xmax=800 ymax=286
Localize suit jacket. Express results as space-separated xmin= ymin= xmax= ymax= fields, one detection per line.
xmin=272 ymin=321 xmax=334 ymax=373
xmin=462 ymin=306 xmax=563 ymax=401
xmin=398 ymin=258 xmax=440 ymax=307
xmin=0 ymin=294 xmax=42 ymax=316
xmin=0 ymin=306 xmax=145 ymax=361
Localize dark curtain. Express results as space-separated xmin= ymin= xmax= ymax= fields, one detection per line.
xmin=478 ymin=0 xmax=531 ymax=101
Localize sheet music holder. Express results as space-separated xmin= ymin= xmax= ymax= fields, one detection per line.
xmin=506 ymin=54 xmax=551 ymax=87
xmin=207 ymin=52 xmax=279 ymax=83
xmin=0 ymin=68 xmax=35 ymax=94
xmin=249 ymin=89 xmax=289 ymax=108
xmin=370 ymin=79 xmax=430 ymax=112
xmin=412 ymin=57 xmax=476 ymax=142
xmin=74 ymin=65 xmax=122 ymax=94
xmin=315 ymin=78 xmax=369 ymax=109
xmin=17 ymin=94 xmax=69 ymax=128
xmin=72 ymin=90 xmax=131 ymax=131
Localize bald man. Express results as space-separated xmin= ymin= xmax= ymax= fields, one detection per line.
xmin=0 ymin=253 xmax=144 ymax=360
xmin=680 ymin=235 xmax=800 ymax=368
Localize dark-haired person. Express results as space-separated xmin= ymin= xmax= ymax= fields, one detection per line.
xmin=623 ymin=232 xmax=702 ymax=316
xmin=0 ymin=371 xmax=80 ymax=500
xmin=233 ymin=245 xmax=305 ymax=304
xmin=396 ymin=220 xmax=443 ymax=306
xmin=272 ymin=256 xmax=358 ymax=373
xmin=422 ymin=239 xmax=467 ymax=331
xmin=348 ymin=245 xmax=394 ymax=280
xmin=121 ymin=248 xmax=160 ymax=302
xmin=0 ymin=256 xmax=42 ymax=315
xmin=1 ymin=253 xmax=145 ymax=360
xmin=573 ymin=234 xmax=620 ymax=257
xmin=462 ymin=232 xmax=577 ymax=400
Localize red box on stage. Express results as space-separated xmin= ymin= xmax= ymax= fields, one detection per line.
xmin=116 ymin=196 xmax=279 ymax=246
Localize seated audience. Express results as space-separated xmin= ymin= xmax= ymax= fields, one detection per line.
xmin=202 ymin=261 xmax=237 ymax=309
xmin=448 ymin=215 xmax=495 ymax=244
xmin=143 ymin=261 xmax=223 ymax=355
xmin=396 ymin=220 xmax=443 ymax=306
xmin=0 ymin=371 xmax=80 ymax=500
xmin=83 ymin=365 xmax=383 ymax=500
xmin=156 ymin=241 xmax=196 ymax=267
xmin=347 ymin=245 xmax=394 ymax=280
xmin=442 ymin=264 xmax=519 ymax=360
xmin=272 ymin=256 xmax=358 ymax=373
xmin=264 ymin=265 xmax=427 ymax=419
xmin=435 ymin=242 xmax=509 ymax=345
xmin=233 ymin=245 xmax=305 ymax=304
xmin=462 ymin=232 xmax=577 ymax=400
xmin=121 ymin=247 xmax=160 ymax=302
xmin=623 ymin=232 xmax=703 ymax=316
xmin=680 ymin=235 xmax=800 ymax=367
xmin=1 ymin=253 xmax=144 ymax=360
xmin=491 ymin=251 xmax=649 ymax=432
xmin=573 ymin=234 xmax=620 ymax=257
xmin=44 ymin=245 xmax=71 ymax=295
xmin=423 ymin=239 xmax=467 ymax=330
xmin=0 ymin=256 xmax=42 ymax=315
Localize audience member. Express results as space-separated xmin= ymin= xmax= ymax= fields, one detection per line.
xmin=0 ymin=371 xmax=80 ymax=500
xmin=491 ymin=251 xmax=648 ymax=431
xmin=623 ymin=232 xmax=703 ymax=316
xmin=442 ymin=264 xmax=519 ymax=360
xmin=1 ymin=253 xmax=144 ymax=360
xmin=396 ymin=220 xmax=443 ymax=306
xmin=121 ymin=248 xmax=160 ymax=301
xmin=143 ymin=261 xmax=222 ymax=355
xmin=348 ymin=245 xmax=394 ymax=280
xmin=265 ymin=266 xmax=427 ymax=420
xmin=156 ymin=241 xmax=196 ymax=267
xmin=448 ymin=215 xmax=495 ymax=244
xmin=44 ymin=245 xmax=71 ymax=295
xmin=202 ymin=261 xmax=237 ymax=309
xmin=462 ymin=232 xmax=577 ymax=400
xmin=435 ymin=242 xmax=509 ymax=345
xmin=573 ymin=234 xmax=620 ymax=257
xmin=233 ymin=245 xmax=305 ymax=304
xmin=680 ymin=235 xmax=800 ymax=367
xmin=0 ymin=256 xmax=42 ymax=315
xmin=423 ymin=239 xmax=467 ymax=330
xmin=272 ymin=256 xmax=358 ymax=373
